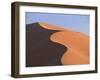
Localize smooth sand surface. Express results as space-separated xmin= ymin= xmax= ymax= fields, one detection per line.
xmin=26 ymin=23 xmax=66 ymax=66
xmin=39 ymin=22 xmax=89 ymax=65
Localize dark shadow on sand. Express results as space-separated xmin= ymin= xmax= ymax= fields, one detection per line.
xmin=26 ymin=22 xmax=67 ymax=67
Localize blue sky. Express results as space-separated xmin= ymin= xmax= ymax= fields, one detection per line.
xmin=26 ymin=12 xmax=90 ymax=35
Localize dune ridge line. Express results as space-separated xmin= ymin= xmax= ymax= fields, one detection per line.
xmin=39 ymin=22 xmax=90 ymax=65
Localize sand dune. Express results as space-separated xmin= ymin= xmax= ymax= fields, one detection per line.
xmin=26 ymin=22 xmax=66 ymax=67
xmin=39 ymin=22 xmax=89 ymax=65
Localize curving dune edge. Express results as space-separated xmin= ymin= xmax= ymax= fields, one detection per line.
xmin=39 ymin=22 xmax=90 ymax=65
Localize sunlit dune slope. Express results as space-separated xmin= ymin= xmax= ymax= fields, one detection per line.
xmin=39 ymin=22 xmax=89 ymax=65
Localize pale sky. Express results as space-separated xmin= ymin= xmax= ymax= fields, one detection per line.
xmin=26 ymin=12 xmax=90 ymax=35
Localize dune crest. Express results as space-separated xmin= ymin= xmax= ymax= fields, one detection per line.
xmin=39 ymin=22 xmax=89 ymax=37
xmin=39 ymin=22 xmax=65 ymax=30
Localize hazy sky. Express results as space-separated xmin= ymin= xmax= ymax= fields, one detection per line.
xmin=26 ymin=12 xmax=90 ymax=35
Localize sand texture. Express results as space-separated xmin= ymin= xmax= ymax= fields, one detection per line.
xmin=26 ymin=22 xmax=89 ymax=67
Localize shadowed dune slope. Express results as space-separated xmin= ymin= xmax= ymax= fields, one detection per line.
xmin=26 ymin=22 xmax=89 ymax=67
xmin=26 ymin=22 xmax=67 ymax=67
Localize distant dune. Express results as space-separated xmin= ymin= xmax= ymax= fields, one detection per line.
xmin=26 ymin=22 xmax=89 ymax=67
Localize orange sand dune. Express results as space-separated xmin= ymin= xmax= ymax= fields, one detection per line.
xmin=39 ymin=22 xmax=89 ymax=65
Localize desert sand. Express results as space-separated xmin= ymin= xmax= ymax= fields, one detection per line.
xmin=39 ymin=22 xmax=89 ymax=65
xmin=26 ymin=22 xmax=66 ymax=67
